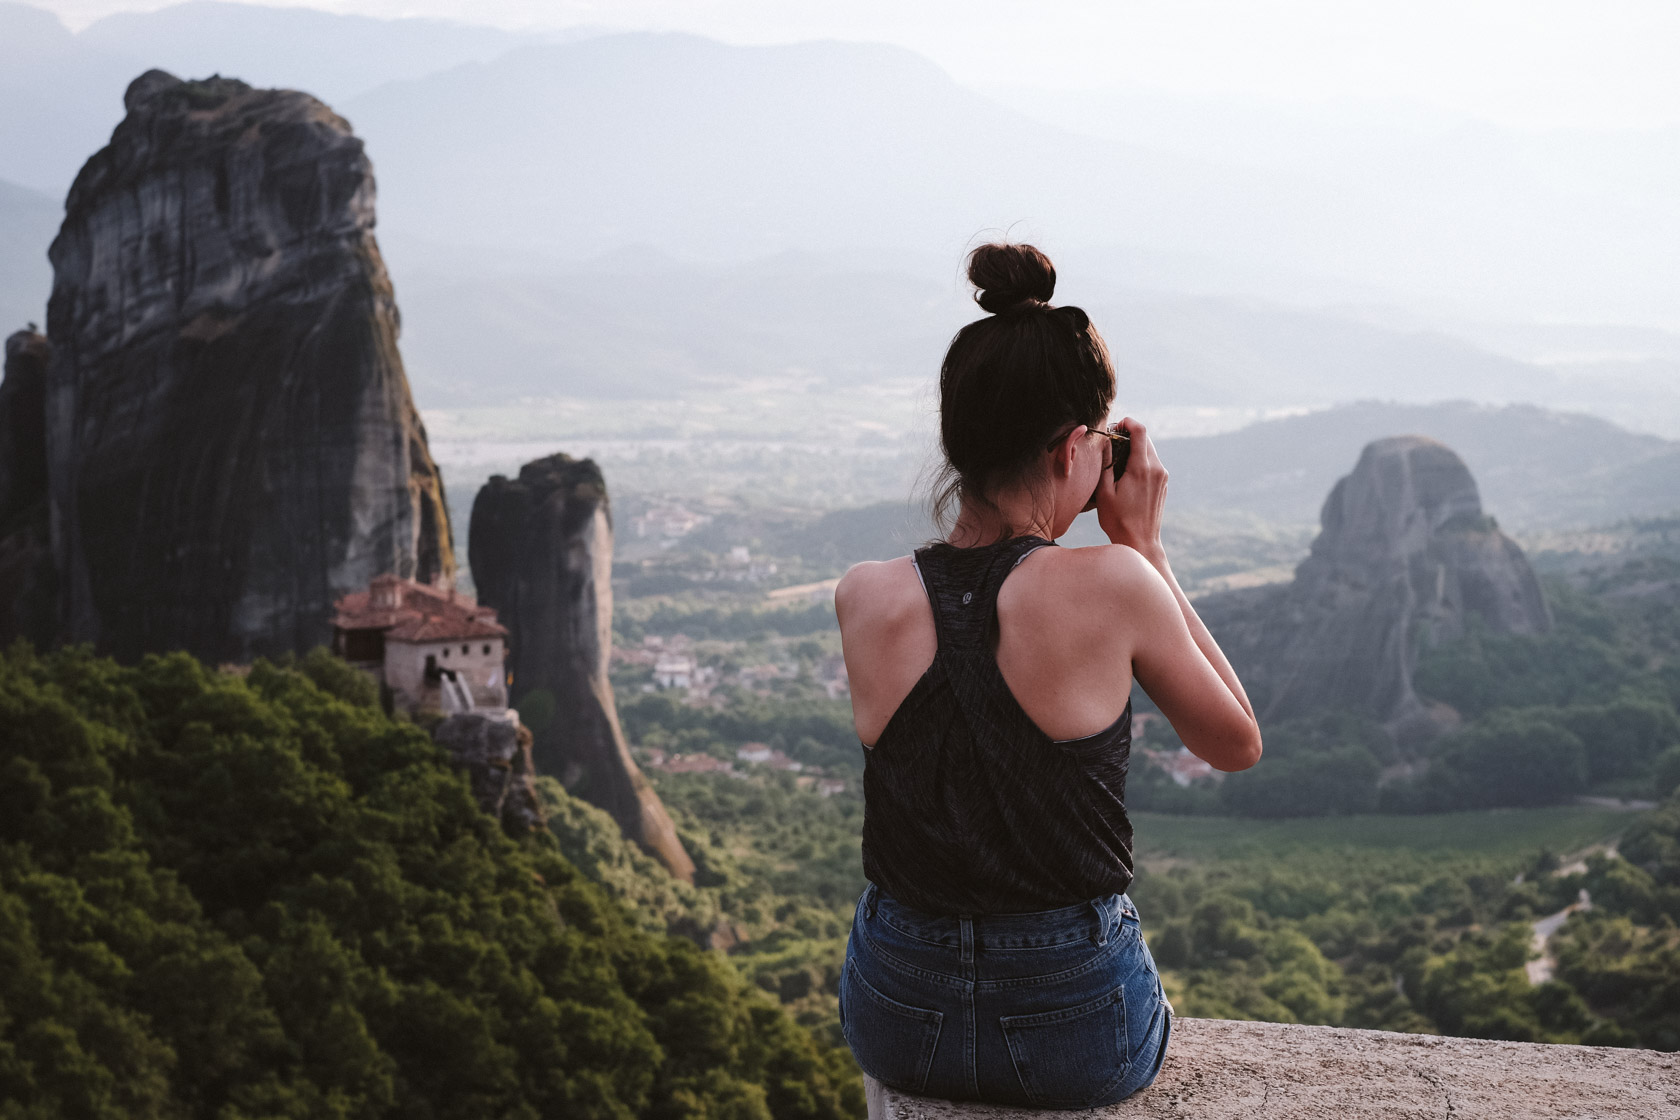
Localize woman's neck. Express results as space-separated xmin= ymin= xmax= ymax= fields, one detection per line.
xmin=947 ymin=487 xmax=1055 ymax=548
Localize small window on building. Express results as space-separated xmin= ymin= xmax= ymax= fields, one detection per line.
xmin=462 ymin=644 xmax=469 ymax=655
xmin=344 ymin=629 xmax=384 ymax=662
xmin=441 ymin=647 xmax=449 ymax=658
xmin=482 ymin=644 xmax=491 ymax=655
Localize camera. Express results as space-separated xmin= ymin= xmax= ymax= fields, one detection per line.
xmin=1083 ymin=427 xmax=1130 ymax=512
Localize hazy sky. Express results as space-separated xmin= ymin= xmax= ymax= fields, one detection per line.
xmin=34 ymin=0 xmax=1680 ymax=130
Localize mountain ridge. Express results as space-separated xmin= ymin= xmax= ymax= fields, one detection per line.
xmin=640 ymin=401 xmax=1680 ymax=579
xmin=339 ymin=29 xmax=1325 ymax=269
xmin=1156 ymin=400 xmax=1678 ymax=529
xmin=2 ymin=5 xmax=1674 ymax=328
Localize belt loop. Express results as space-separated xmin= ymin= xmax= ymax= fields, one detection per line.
xmin=1090 ymin=899 xmax=1109 ymax=947
xmin=864 ymin=882 xmax=879 ymax=920
xmin=960 ymin=916 xmax=974 ymax=965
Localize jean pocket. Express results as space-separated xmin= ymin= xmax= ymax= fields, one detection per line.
xmin=839 ymin=959 xmax=944 ymax=1094
xmin=1000 ymin=986 xmax=1129 ymax=1108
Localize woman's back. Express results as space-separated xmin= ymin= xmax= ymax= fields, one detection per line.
xmin=843 ymin=523 xmax=1258 ymax=778
xmin=853 ymin=535 xmax=1136 ymax=914
xmin=845 ymin=540 xmax=1144 ymax=749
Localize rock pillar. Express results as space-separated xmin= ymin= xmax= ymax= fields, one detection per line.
xmin=469 ymin=453 xmax=695 ymax=883
xmin=1199 ymin=436 xmax=1551 ymax=734
xmin=0 ymin=329 xmax=57 ymax=647
xmin=43 ymin=70 xmax=453 ymax=663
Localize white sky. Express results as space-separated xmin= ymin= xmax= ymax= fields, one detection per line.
xmin=32 ymin=0 xmax=1680 ymax=129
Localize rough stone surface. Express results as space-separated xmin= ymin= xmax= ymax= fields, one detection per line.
xmin=880 ymin=1018 xmax=1680 ymax=1119
xmin=44 ymin=70 xmax=452 ymax=663
xmin=1198 ymin=437 xmax=1550 ymax=735
xmin=0 ymin=329 xmax=57 ymax=646
xmin=469 ymin=453 xmax=695 ymax=883
xmin=432 ymin=713 xmax=545 ymax=832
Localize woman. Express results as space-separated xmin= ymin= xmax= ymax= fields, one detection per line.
xmin=834 ymin=243 xmax=1262 ymax=1111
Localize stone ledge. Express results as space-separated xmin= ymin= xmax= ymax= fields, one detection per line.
xmin=877 ymin=1018 xmax=1679 ymax=1119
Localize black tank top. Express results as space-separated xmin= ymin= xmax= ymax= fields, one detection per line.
xmin=860 ymin=535 xmax=1135 ymax=915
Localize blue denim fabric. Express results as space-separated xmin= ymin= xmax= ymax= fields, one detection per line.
xmin=841 ymin=882 xmax=1172 ymax=1110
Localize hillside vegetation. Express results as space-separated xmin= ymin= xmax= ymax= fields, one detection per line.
xmin=0 ymin=644 xmax=861 ymax=1119
xmin=1129 ymin=802 xmax=1680 ymax=1049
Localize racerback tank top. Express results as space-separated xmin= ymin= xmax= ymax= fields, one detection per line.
xmin=859 ymin=535 xmax=1135 ymax=915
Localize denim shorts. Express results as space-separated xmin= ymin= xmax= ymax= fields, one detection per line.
xmin=841 ymin=882 xmax=1172 ymax=1110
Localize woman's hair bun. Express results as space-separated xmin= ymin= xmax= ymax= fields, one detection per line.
xmin=968 ymin=242 xmax=1057 ymax=314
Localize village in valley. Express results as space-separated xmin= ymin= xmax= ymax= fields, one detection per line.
xmin=610 ymin=598 xmax=855 ymax=794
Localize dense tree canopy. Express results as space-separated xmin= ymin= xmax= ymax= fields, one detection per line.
xmin=0 ymin=644 xmax=861 ymax=1119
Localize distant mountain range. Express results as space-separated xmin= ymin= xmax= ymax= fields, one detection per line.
xmin=649 ymin=401 xmax=1680 ymax=581
xmin=389 ymin=248 xmax=1562 ymax=416
xmin=3 ymin=1 xmax=1676 ymax=330
xmin=333 ymin=31 xmax=1679 ymax=329
xmin=0 ymin=1 xmax=557 ymax=192
xmin=1155 ymin=401 xmax=1680 ymax=530
xmin=340 ymin=32 xmax=1298 ymax=270
xmin=3 ymin=2 xmax=1676 ymax=439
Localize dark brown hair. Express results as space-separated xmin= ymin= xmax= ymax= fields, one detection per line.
xmin=932 ymin=243 xmax=1116 ymax=534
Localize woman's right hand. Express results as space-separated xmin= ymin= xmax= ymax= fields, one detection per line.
xmin=1095 ymin=417 xmax=1168 ymax=562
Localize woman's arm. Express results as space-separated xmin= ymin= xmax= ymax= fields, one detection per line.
xmin=1140 ymin=548 xmax=1255 ymax=724
xmin=1102 ymin=546 xmax=1260 ymax=771
xmin=1095 ymin=418 xmax=1261 ymax=771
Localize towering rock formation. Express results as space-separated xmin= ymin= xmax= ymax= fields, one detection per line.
xmin=43 ymin=70 xmax=452 ymax=663
xmin=1199 ymin=436 xmax=1550 ymax=739
xmin=470 ymin=453 xmax=695 ymax=884
xmin=0 ymin=329 xmax=57 ymax=647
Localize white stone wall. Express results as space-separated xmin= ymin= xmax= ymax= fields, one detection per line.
xmin=385 ymin=638 xmax=507 ymax=712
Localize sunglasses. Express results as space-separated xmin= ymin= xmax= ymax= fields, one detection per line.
xmin=1047 ymin=424 xmax=1132 ymax=512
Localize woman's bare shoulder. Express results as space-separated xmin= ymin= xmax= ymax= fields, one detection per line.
xmin=835 ymin=556 xmax=923 ymax=624
xmin=1036 ymin=542 xmax=1170 ymax=599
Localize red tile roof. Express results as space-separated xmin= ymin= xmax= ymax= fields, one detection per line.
xmin=333 ymin=576 xmax=508 ymax=642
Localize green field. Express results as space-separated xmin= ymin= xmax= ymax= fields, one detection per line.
xmin=1133 ymin=806 xmax=1638 ymax=865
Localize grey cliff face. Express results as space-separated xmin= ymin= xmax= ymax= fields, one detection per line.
xmin=0 ymin=330 xmax=57 ymax=647
xmin=1200 ymin=436 xmax=1551 ymax=734
xmin=44 ymin=70 xmax=452 ymax=663
xmin=470 ymin=453 xmax=696 ymax=884
xmin=433 ymin=713 xmax=546 ymax=833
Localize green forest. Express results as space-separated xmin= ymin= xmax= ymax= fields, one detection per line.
xmin=0 ymin=644 xmax=861 ymax=1119
xmin=1133 ymin=807 xmax=1680 ymax=1049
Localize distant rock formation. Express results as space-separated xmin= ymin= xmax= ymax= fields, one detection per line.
xmin=433 ymin=713 xmax=546 ymax=832
xmin=470 ymin=453 xmax=695 ymax=884
xmin=41 ymin=70 xmax=452 ymax=663
xmin=1199 ymin=436 xmax=1550 ymax=739
xmin=0 ymin=329 xmax=57 ymax=647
